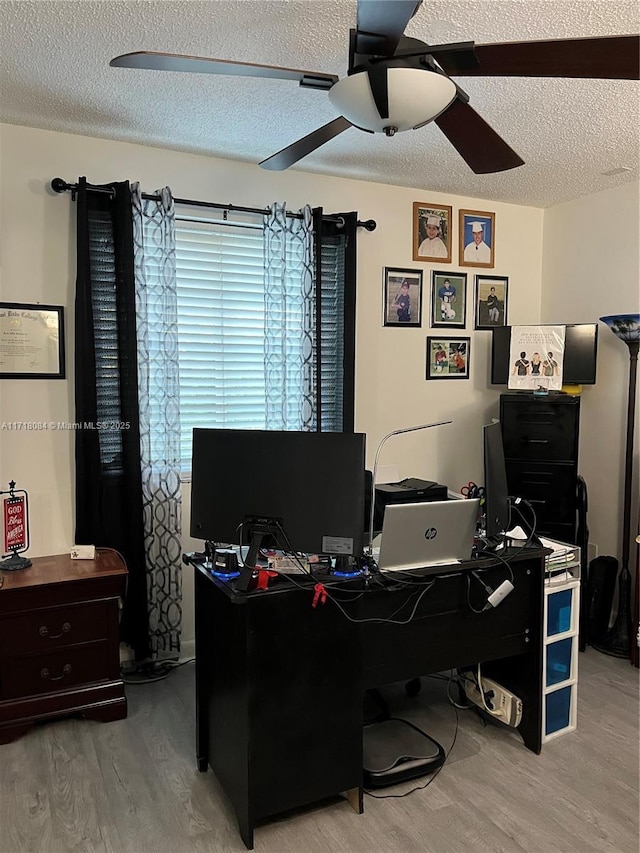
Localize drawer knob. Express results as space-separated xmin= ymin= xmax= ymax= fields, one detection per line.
xmin=40 ymin=664 xmax=72 ymax=681
xmin=39 ymin=622 xmax=71 ymax=639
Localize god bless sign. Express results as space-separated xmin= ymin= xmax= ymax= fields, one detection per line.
xmin=4 ymin=495 xmax=27 ymax=552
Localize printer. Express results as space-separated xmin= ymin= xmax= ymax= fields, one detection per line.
xmin=366 ymin=475 xmax=449 ymax=536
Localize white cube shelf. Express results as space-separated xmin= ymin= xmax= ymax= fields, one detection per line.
xmin=542 ymin=576 xmax=580 ymax=742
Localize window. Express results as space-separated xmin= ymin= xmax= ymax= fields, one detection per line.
xmin=175 ymin=218 xmax=266 ymax=465
xmin=174 ymin=212 xmax=355 ymax=469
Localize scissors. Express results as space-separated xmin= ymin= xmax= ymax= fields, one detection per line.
xmin=461 ymin=481 xmax=486 ymax=502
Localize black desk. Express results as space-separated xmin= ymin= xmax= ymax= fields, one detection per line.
xmin=194 ymin=550 xmax=545 ymax=849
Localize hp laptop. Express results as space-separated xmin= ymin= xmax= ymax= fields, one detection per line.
xmin=377 ymin=499 xmax=480 ymax=572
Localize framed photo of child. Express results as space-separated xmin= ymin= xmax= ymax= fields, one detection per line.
xmin=383 ymin=267 xmax=423 ymax=328
xmin=426 ymin=336 xmax=471 ymax=380
xmin=474 ymin=275 xmax=508 ymax=330
xmin=459 ymin=209 xmax=495 ymax=268
xmin=413 ymin=202 xmax=453 ymax=263
xmin=430 ymin=271 xmax=467 ymax=329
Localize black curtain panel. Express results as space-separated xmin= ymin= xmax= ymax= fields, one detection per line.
xmin=313 ymin=209 xmax=358 ymax=433
xmin=74 ymin=177 xmax=150 ymax=659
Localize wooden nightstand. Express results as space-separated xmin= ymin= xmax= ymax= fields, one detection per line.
xmin=0 ymin=551 xmax=128 ymax=744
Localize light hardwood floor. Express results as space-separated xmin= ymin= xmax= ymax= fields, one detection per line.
xmin=0 ymin=649 xmax=637 ymax=853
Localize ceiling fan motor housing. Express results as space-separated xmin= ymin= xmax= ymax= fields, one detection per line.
xmin=328 ymin=62 xmax=457 ymax=134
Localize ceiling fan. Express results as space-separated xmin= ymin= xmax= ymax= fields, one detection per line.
xmin=110 ymin=0 xmax=640 ymax=175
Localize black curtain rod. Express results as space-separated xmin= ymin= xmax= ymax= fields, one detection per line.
xmin=50 ymin=178 xmax=377 ymax=232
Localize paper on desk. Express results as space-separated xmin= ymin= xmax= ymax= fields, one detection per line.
xmin=506 ymin=525 xmax=529 ymax=541
xmin=537 ymin=536 xmax=574 ymax=556
xmin=507 ymin=527 xmax=573 ymax=555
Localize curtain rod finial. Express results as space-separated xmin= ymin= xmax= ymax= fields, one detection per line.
xmin=358 ymin=219 xmax=377 ymax=232
xmin=51 ymin=178 xmax=69 ymax=194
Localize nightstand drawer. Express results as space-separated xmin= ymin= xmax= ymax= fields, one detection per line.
xmin=0 ymin=601 xmax=108 ymax=660
xmin=0 ymin=641 xmax=111 ymax=699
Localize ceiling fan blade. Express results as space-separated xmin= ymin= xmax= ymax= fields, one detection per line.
xmin=110 ymin=51 xmax=338 ymax=89
xmin=439 ymin=35 xmax=640 ymax=80
xmin=435 ymin=99 xmax=524 ymax=174
xmin=355 ymin=0 xmax=423 ymax=57
xmin=259 ymin=117 xmax=353 ymax=171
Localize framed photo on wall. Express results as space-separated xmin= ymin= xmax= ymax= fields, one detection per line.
xmin=474 ymin=275 xmax=508 ymax=330
xmin=383 ymin=267 xmax=423 ymax=327
xmin=413 ymin=202 xmax=453 ymax=263
xmin=426 ymin=336 xmax=471 ymax=380
xmin=0 ymin=302 xmax=65 ymax=379
xmin=459 ymin=209 xmax=495 ymax=268
xmin=430 ymin=271 xmax=467 ymax=329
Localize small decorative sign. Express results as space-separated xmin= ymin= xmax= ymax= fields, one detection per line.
xmin=1 ymin=481 xmax=32 ymax=571
xmin=4 ymin=494 xmax=26 ymax=552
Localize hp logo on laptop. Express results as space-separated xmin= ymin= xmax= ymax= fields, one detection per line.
xmin=424 ymin=527 xmax=438 ymax=540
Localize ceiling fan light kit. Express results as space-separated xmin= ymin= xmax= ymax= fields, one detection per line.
xmin=109 ymin=0 xmax=640 ymax=174
xmin=328 ymin=67 xmax=456 ymax=134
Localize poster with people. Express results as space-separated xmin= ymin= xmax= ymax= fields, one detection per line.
xmin=508 ymin=326 xmax=565 ymax=391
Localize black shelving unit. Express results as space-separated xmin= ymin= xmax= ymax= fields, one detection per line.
xmin=500 ymin=393 xmax=581 ymax=544
xmin=500 ymin=392 xmax=590 ymax=649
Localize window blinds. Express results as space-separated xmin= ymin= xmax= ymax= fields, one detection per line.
xmin=175 ymin=219 xmax=267 ymax=466
xmin=175 ymin=214 xmax=350 ymax=469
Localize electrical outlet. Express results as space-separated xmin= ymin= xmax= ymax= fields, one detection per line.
xmin=71 ymin=544 xmax=95 ymax=560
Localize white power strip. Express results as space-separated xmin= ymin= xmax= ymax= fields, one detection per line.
xmin=459 ymin=671 xmax=523 ymax=728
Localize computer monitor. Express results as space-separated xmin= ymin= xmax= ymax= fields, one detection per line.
xmin=190 ymin=428 xmax=366 ymax=582
xmin=491 ymin=324 xmax=598 ymax=386
xmin=483 ymin=421 xmax=511 ymax=547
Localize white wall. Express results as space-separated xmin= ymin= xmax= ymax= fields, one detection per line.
xmin=1 ymin=122 xmax=546 ymax=648
xmin=541 ymin=181 xmax=640 ymax=562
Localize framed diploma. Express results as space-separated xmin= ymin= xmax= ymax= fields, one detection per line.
xmin=0 ymin=303 xmax=65 ymax=379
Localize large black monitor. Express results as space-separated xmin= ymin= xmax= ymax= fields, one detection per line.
xmin=483 ymin=421 xmax=511 ymax=547
xmin=190 ymin=428 xmax=366 ymax=578
xmin=491 ymin=324 xmax=598 ymax=386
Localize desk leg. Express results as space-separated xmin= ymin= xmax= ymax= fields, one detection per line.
xmin=519 ymin=718 xmax=542 ymax=754
xmin=238 ymin=813 xmax=254 ymax=850
xmin=195 ymin=570 xmax=211 ymax=773
xmin=345 ymin=787 xmax=363 ymax=814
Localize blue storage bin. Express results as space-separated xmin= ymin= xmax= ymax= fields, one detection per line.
xmin=546 ymin=637 xmax=573 ymax=686
xmin=547 ymin=588 xmax=573 ymax=636
xmin=545 ymin=686 xmax=572 ymax=735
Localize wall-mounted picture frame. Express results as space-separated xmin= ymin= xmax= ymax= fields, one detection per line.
xmin=430 ymin=271 xmax=468 ymax=329
xmin=474 ymin=275 xmax=509 ymax=330
xmin=426 ymin=336 xmax=471 ymax=380
xmin=383 ymin=267 xmax=423 ymax=327
xmin=0 ymin=302 xmax=65 ymax=379
xmin=459 ymin=209 xmax=495 ymax=268
xmin=413 ymin=202 xmax=453 ymax=263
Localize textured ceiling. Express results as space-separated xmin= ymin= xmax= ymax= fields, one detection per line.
xmin=1 ymin=0 xmax=638 ymax=208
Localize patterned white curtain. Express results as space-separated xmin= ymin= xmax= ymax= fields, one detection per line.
xmin=131 ymin=183 xmax=182 ymax=659
xmin=263 ymin=203 xmax=316 ymax=430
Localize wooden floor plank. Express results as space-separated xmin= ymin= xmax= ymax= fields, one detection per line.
xmin=0 ymin=649 xmax=636 ymax=853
